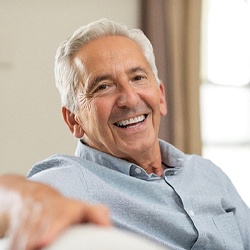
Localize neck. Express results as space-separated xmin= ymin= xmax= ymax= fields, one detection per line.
xmin=81 ymin=139 xmax=164 ymax=176
xmin=124 ymin=143 xmax=163 ymax=176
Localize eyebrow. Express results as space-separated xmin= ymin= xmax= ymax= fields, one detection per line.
xmin=126 ymin=66 xmax=149 ymax=75
xmin=92 ymin=74 xmax=112 ymax=85
xmin=87 ymin=74 xmax=112 ymax=91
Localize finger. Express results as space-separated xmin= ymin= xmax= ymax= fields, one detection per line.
xmin=83 ymin=204 xmax=112 ymax=226
xmin=33 ymin=203 xmax=112 ymax=249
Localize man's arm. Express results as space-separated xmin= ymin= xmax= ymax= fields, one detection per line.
xmin=0 ymin=174 xmax=111 ymax=250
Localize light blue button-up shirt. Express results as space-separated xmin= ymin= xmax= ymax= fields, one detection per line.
xmin=28 ymin=140 xmax=250 ymax=249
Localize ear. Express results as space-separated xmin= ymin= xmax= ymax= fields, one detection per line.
xmin=62 ymin=107 xmax=84 ymax=138
xmin=159 ymin=82 xmax=167 ymax=116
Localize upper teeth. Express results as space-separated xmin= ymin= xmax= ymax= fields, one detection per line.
xmin=116 ymin=115 xmax=145 ymax=127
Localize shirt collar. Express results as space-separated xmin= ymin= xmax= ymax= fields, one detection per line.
xmin=158 ymin=139 xmax=185 ymax=176
xmin=75 ymin=139 xmax=185 ymax=179
xmin=75 ymin=140 xmax=132 ymax=175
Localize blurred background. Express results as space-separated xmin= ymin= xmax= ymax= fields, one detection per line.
xmin=0 ymin=0 xmax=249 ymax=206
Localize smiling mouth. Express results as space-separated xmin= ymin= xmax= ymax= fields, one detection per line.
xmin=114 ymin=114 xmax=147 ymax=128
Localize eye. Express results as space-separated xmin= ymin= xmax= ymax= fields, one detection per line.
xmin=133 ymin=75 xmax=146 ymax=81
xmin=97 ymin=84 xmax=109 ymax=91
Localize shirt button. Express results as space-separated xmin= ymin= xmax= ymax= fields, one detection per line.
xmin=189 ymin=210 xmax=195 ymax=217
xmin=135 ymin=168 xmax=142 ymax=174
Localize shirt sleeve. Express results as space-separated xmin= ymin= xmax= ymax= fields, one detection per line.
xmin=224 ymin=173 xmax=250 ymax=249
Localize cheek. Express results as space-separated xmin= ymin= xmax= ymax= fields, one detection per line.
xmin=143 ymin=88 xmax=161 ymax=110
xmin=91 ymin=99 xmax=112 ymax=124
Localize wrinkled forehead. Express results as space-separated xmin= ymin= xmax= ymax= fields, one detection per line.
xmin=73 ymin=35 xmax=151 ymax=78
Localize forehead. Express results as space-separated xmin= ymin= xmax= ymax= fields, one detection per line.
xmin=74 ymin=35 xmax=149 ymax=73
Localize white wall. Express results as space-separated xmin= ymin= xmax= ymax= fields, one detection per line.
xmin=0 ymin=0 xmax=140 ymax=175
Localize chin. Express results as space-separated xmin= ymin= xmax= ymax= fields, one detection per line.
xmin=124 ymin=140 xmax=154 ymax=154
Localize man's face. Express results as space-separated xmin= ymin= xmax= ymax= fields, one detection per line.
xmin=73 ymin=35 xmax=167 ymax=161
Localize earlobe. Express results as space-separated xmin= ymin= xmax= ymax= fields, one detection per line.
xmin=62 ymin=107 xmax=84 ymax=138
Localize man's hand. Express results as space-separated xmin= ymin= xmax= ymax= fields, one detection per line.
xmin=0 ymin=174 xmax=111 ymax=250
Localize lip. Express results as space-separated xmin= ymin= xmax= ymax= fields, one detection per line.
xmin=113 ymin=114 xmax=148 ymax=129
xmin=114 ymin=114 xmax=146 ymax=127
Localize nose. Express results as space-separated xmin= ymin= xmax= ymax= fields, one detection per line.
xmin=116 ymin=84 xmax=140 ymax=108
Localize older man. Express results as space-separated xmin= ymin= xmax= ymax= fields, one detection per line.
xmin=1 ymin=19 xmax=250 ymax=250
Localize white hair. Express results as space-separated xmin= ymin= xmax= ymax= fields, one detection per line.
xmin=54 ymin=18 xmax=160 ymax=113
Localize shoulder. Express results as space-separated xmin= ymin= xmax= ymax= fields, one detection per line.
xmin=27 ymin=154 xmax=98 ymax=199
xmin=182 ymin=153 xmax=235 ymax=192
xmin=27 ymin=154 xmax=91 ymax=178
xmin=185 ymin=154 xmax=226 ymax=177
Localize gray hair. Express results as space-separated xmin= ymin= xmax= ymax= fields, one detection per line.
xmin=54 ymin=18 xmax=160 ymax=113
